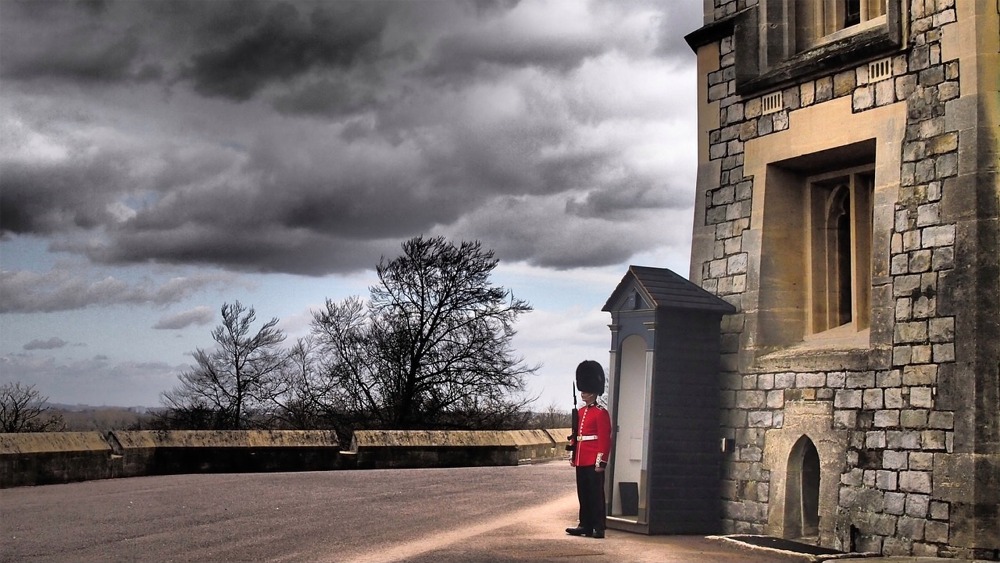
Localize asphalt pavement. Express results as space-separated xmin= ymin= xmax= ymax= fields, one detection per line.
xmin=0 ymin=461 xmax=971 ymax=563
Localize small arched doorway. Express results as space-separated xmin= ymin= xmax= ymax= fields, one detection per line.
xmin=784 ymin=435 xmax=821 ymax=541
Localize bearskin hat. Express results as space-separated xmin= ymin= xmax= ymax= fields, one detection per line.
xmin=576 ymin=360 xmax=605 ymax=395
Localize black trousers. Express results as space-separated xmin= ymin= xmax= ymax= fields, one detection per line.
xmin=575 ymin=465 xmax=606 ymax=532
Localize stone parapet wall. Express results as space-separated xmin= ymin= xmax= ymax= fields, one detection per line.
xmin=0 ymin=432 xmax=113 ymax=488
xmin=1 ymin=428 xmax=570 ymax=488
xmin=108 ymin=430 xmax=342 ymax=478
xmin=348 ymin=428 xmax=570 ymax=470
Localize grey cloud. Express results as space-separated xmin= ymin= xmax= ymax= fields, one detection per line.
xmin=0 ymin=151 xmax=129 ymax=236
xmin=0 ymin=264 xmax=237 ymax=313
xmin=153 ymin=306 xmax=215 ymax=330
xmin=565 ymin=177 xmax=694 ymax=219
xmin=23 ymin=337 xmax=69 ymax=351
xmin=438 ymin=195 xmax=673 ymax=270
xmin=0 ymin=0 xmax=702 ymax=275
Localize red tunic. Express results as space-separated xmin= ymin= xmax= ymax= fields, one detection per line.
xmin=572 ymin=403 xmax=611 ymax=467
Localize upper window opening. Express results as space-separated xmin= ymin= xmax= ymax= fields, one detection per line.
xmin=731 ymin=0 xmax=902 ymax=93
xmin=796 ymin=0 xmax=888 ymax=52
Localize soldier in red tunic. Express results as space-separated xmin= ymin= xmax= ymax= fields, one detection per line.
xmin=566 ymin=360 xmax=612 ymax=539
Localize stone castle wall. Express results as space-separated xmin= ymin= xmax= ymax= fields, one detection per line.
xmin=690 ymin=0 xmax=998 ymax=560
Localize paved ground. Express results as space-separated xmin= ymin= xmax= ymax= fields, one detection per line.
xmin=0 ymin=462 xmax=968 ymax=563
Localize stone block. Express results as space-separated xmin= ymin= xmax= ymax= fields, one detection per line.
xmin=853 ymin=86 xmax=874 ymax=111
xmin=900 ymin=470 xmax=932 ymax=494
xmin=835 ymin=389 xmax=863 ymax=409
xmin=885 ymin=491 xmax=907 ymax=515
xmin=909 ymin=452 xmax=933 ymax=471
xmin=892 ymin=254 xmax=911 ymax=276
xmin=921 ymin=430 xmax=946 ymax=451
xmin=825 ymin=371 xmax=845 ymax=388
xmin=887 ymin=430 xmax=921 ymax=449
xmin=884 ymin=450 xmax=908 ymax=470
xmin=928 ymin=411 xmax=953 ymax=430
xmin=935 ymin=153 xmax=958 ymax=178
xmin=895 ymin=321 xmax=928 ymax=343
xmin=905 ymin=493 xmax=930 ymax=517
xmin=895 ymin=74 xmax=918 ymax=99
xmin=929 ymin=500 xmax=949 ymax=520
xmin=872 ymin=512 xmax=899 ymax=536
xmin=876 ymin=470 xmax=898 ymax=491
xmin=932 ymin=343 xmax=955 ymax=363
xmin=903 ymin=364 xmax=937 ymax=385
xmin=747 ymin=411 xmax=773 ymax=427
xmin=834 ymin=409 xmax=857 ymax=429
xmin=928 ymin=316 xmax=954 ymax=342
xmin=928 ymin=131 xmax=958 ymax=155
xmin=866 ymin=431 xmax=887 ymax=449
xmin=877 ymin=370 xmax=903 ymax=387
xmin=911 ymin=344 xmax=933 ymax=363
xmin=815 ymin=76 xmax=833 ymax=102
xmin=766 ymin=390 xmax=784 ymax=409
xmin=874 ymin=78 xmax=895 ymax=106
xmin=834 ymin=70 xmax=856 ymax=96
xmin=901 ymin=409 xmax=930 ymax=428
xmin=921 ymin=224 xmax=956 ymax=248
xmin=884 ymin=535 xmax=913 ymax=556
xmin=909 ymin=248 xmax=933 ymax=271
xmin=898 ymin=515 xmax=926 ymax=540
xmin=913 ymin=543 xmax=940 ymax=557
xmin=864 ymin=389 xmax=885 ymax=409
xmin=800 ymin=81 xmax=815 ymax=106
xmin=885 ymin=388 xmax=904 ymax=408
xmin=910 ymin=387 xmax=934 ymax=408
xmin=735 ymin=390 xmax=766 ymax=409
xmin=846 ymin=372 xmax=875 ymax=388
xmin=796 ymin=372 xmax=826 ymax=388
xmin=924 ymin=520 xmax=949 ymax=543
xmin=874 ymin=409 xmax=899 ymax=429
xmin=774 ymin=373 xmax=795 ymax=389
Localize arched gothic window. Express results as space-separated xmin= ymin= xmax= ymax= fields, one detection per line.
xmin=807 ymin=168 xmax=873 ymax=334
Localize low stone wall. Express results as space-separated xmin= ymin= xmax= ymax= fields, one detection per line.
xmin=108 ymin=430 xmax=341 ymax=477
xmin=348 ymin=428 xmax=571 ymax=469
xmin=1 ymin=428 xmax=571 ymax=488
xmin=0 ymin=432 xmax=113 ymax=488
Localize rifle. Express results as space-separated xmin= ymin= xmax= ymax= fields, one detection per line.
xmin=566 ymin=382 xmax=578 ymax=452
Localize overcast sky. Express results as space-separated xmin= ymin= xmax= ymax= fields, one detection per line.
xmin=0 ymin=0 xmax=702 ymax=410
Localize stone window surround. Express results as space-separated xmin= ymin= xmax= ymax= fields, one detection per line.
xmin=739 ymin=96 xmax=906 ymax=374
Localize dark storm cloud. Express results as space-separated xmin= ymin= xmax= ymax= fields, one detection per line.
xmin=0 ymin=0 xmax=702 ymax=275
xmin=181 ymin=1 xmax=390 ymax=100
xmin=23 ymin=337 xmax=69 ymax=351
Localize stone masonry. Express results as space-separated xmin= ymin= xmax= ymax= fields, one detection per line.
xmin=688 ymin=0 xmax=998 ymax=560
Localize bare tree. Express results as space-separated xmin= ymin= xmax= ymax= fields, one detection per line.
xmin=161 ymin=301 xmax=287 ymax=429
xmin=0 ymin=382 xmax=65 ymax=432
xmin=312 ymin=236 xmax=537 ymax=429
xmin=268 ymin=336 xmax=348 ymax=433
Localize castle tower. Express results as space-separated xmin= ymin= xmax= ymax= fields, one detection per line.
xmin=684 ymin=1 xmax=998 ymax=559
